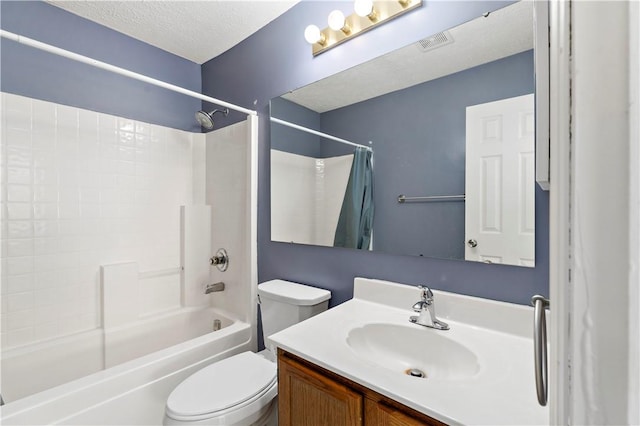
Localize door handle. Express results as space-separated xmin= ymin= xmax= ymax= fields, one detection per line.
xmin=467 ymin=239 xmax=478 ymax=248
xmin=531 ymin=295 xmax=550 ymax=406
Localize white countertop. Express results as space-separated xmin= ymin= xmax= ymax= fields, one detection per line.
xmin=269 ymin=277 xmax=549 ymax=426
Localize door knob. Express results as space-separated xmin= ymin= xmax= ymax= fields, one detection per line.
xmin=467 ymin=239 xmax=478 ymax=248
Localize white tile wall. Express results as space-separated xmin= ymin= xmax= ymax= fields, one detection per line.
xmin=270 ymin=150 xmax=316 ymax=244
xmin=270 ymin=150 xmax=353 ymax=246
xmin=181 ymin=205 xmax=211 ymax=307
xmin=316 ymin=155 xmax=354 ymax=247
xmin=0 ymin=93 xmax=205 ymax=350
xmin=206 ymin=122 xmax=251 ymax=322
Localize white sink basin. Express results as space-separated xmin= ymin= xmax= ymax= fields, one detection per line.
xmin=270 ymin=278 xmax=548 ymax=425
xmin=346 ymin=323 xmax=480 ymax=380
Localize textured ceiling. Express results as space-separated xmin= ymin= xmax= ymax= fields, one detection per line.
xmin=282 ymin=1 xmax=533 ymax=113
xmin=46 ymin=0 xmax=299 ymax=64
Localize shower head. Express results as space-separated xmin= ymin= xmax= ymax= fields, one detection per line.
xmin=195 ymin=108 xmax=229 ymax=130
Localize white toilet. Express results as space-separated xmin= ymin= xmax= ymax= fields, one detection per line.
xmin=163 ymin=280 xmax=331 ymax=425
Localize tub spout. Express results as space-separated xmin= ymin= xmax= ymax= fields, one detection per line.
xmin=205 ymin=282 xmax=225 ymax=294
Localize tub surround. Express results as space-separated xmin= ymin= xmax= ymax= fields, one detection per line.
xmin=1 ymin=93 xmax=259 ymax=423
xmin=270 ymin=277 xmax=548 ymax=425
xmin=1 ymin=93 xmax=206 ymax=353
xmin=205 ymin=119 xmax=258 ymax=334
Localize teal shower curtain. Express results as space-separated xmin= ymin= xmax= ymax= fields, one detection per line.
xmin=334 ymin=147 xmax=374 ymax=249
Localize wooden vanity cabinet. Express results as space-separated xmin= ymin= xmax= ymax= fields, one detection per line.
xmin=278 ymin=349 xmax=447 ymax=426
xmin=278 ymin=349 xmax=363 ymax=426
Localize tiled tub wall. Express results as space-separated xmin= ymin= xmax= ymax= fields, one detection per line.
xmin=0 ymin=93 xmax=205 ymax=350
xmin=271 ymin=150 xmax=353 ymax=246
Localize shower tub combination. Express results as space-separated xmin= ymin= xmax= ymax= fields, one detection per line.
xmin=0 ymin=29 xmax=259 ymax=425
xmin=0 ymin=111 xmax=258 ymax=424
xmin=2 ymin=307 xmax=252 ymax=425
xmin=0 ymin=113 xmax=258 ymax=424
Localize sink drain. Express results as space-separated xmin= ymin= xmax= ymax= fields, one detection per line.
xmin=405 ymin=368 xmax=427 ymax=378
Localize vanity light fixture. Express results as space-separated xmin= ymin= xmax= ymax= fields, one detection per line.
xmin=354 ymin=0 xmax=378 ymax=21
xmin=305 ymin=0 xmax=423 ymax=56
xmin=304 ymin=24 xmax=326 ymax=45
xmin=328 ymin=10 xmax=351 ymax=35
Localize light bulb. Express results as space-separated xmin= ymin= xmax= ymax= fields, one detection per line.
xmin=354 ymin=0 xmax=373 ymax=17
xmin=304 ymin=25 xmax=324 ymax=45
xmin=328 ymin=10 xmax=346 ymax=31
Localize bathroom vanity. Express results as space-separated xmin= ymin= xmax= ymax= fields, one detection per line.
xmin=278 ymin=348 xmax=444 ymax=425
xmin=269 ymin=278 xmax=549 ymax=425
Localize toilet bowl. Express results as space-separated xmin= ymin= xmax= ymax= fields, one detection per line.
xmin=163 ymin=280 xmax=331 ymax=426
xmin=164 ymin=352 xmax=277 ymax=426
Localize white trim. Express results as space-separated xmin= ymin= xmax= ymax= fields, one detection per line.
xmin=571 ymin=2 xmax=631 ymax=423
xmin=534 ymin=0 xmax=550 ymax=191
xmin=548 ymin=0 xmax=571 ymax=423
xmin=247 ymin=114 xmax=260 ymax=352
xmin=0 ymin=29 xmax=257 ymax=117
xmin=270 ymin=117 xmax=372 ymax=151
xmin=628 ymin=0 xmax=640 ymax=423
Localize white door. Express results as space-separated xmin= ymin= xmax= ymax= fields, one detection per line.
xmin=465 ymin=94 xmax=535 ymax=266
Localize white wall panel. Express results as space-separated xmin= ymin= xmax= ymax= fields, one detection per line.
xmin=206 ymin=121 xmax=252 ymax=323
xmin=316 ymin=154 xmax=353 ymax=246
xmin=0 ymin=93 xmax=203 ymax=350
xmin=270 ymin=150 xmax=316 ymax=244
xmin=271 ymin=150 xmax=353 ymax=247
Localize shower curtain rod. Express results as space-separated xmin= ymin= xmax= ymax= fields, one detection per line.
xmin=270 ymin=117 xmax=372 ymax=152
xmin=0 ymin=30 xmax=257 ymax=117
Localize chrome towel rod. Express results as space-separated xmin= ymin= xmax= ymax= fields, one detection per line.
xmin=397 ymin=194 xmax=465 ymax=203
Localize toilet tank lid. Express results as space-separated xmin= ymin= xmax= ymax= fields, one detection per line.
xmin=258 ymin=280 xmax=331 ymax=306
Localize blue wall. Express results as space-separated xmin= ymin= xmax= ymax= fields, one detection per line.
xmin=321 ymin=50 xmax=535 ymax=259
xmin=270 ymin=97 xmax=360 ymax=158
xmin=202 ymin=0 xmax=549 ymax=307
xmin=270 ymin=97 xmax=321 ymax=156
xmin=0 ymin=1 xmax=201 ymax=132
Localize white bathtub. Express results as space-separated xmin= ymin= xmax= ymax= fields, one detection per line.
xmin=1 ymin=307 xmax=252 ymax=425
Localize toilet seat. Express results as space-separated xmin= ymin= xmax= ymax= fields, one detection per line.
xmin=165 ymin=351 xmax=277 ymax=423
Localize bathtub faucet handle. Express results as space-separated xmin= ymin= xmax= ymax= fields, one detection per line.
xmin=210 ymin=248 xmax=229 ymax=272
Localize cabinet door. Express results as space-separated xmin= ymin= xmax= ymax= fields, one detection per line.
xmin=279 ymin=354 xmax=363 ymax=426
xmin=365 ymin=398 xmax=447 ymax=426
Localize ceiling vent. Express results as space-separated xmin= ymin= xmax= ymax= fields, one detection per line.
xmin=416 ymin=31 xmax=454 ymax=53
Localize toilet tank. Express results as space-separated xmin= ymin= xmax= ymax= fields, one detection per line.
xmin=258 ymin=280 xmax=331 ymax=350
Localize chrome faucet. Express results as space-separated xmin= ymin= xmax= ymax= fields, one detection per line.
xmin=409 ymin=285 xmax=449 ymax=330
xmin=205 ymin=281 xmax=225 ymax=294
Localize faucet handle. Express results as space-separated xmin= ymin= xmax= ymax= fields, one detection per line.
xmin=412 ymin=300 xmax=427 ymax=312
xmin=418 ymin=285 xmax=433 ymax=302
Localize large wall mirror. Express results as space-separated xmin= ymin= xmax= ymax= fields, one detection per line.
xmin=270 ymin=1 xmax=544 ymax=267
